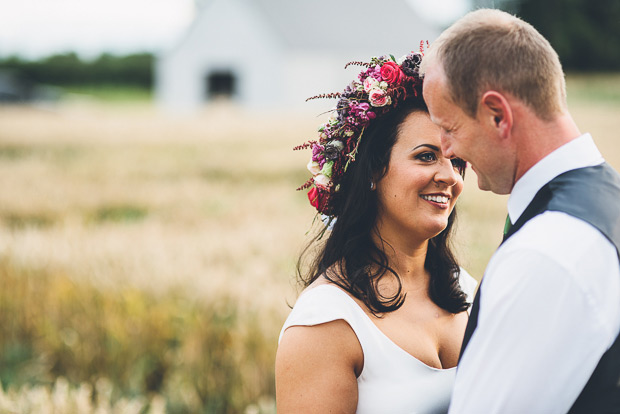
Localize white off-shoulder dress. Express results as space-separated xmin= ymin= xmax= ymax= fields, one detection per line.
xmin=279 ymin=269 xmax=477 ymax=414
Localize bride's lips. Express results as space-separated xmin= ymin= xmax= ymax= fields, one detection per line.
xmin=420 ymin=193 xmax=451 ymax=209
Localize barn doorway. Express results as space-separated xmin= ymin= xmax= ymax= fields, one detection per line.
xmin=205 ymin=71 xmax=236 ymax=100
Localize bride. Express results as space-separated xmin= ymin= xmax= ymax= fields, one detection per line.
xmin=275 ymin=51 xmax=477 ymax=413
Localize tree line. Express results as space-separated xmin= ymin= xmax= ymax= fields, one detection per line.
xmin=0 ymin=52 xmax=153 ymax=88
xmin=479 ymin=0 xmax=620 ymax=71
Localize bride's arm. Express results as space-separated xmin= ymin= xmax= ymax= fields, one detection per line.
xmin=275 ymin=319 xmax=363 ymax=414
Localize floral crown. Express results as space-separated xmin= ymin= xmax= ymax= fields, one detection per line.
xmin=295 ymin=44 xmax=426 ymax=216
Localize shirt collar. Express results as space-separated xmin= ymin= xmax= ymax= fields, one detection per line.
xmin=507 ymin=133 xmax=604 ymax=224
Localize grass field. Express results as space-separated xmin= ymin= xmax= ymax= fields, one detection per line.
xmin=1 ymin=73 xmax=619 ymax=413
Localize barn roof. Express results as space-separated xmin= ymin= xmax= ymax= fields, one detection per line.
xmin=196 ymin=0 xmax=440 ymax=54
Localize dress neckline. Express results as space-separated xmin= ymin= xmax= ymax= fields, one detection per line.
xmin=309 ymin=284 xmax=457 ymax=372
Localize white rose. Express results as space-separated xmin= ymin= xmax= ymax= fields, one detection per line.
xmin=314 ymin=174 xmax=331 ymax=188
xmin=307 ymin=160 xmax=322 ymax=176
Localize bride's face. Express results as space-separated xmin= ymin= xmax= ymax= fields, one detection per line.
xmin=374 ymin=111 xmax=464 ymax=243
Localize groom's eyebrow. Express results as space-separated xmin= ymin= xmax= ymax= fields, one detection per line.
xmin=413 ymin=144 xmax=440 ymax=151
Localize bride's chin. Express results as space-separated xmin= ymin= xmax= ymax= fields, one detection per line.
xmin=425 ymin=222 xmax=449 ymax=240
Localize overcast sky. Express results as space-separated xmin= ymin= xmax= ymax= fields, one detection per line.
xmin=0 ymin=0 xmax=471 ymax=59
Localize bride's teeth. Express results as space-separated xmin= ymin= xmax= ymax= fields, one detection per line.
xmin=422 ymin=195 xmax=449 ymax=203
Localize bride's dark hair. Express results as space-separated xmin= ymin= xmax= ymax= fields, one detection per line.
xmin=298 ymin=98 xmax=470 ymax=315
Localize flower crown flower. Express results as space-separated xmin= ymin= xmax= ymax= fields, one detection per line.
xmin=295 ymin=44 xmax=426 ymax=216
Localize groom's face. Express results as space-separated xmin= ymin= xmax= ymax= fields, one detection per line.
xmin=423 ymin=67 xmax=508 ymax=194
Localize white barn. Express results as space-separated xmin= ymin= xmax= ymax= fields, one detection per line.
xmin=155 ymin=0 xmax=442 ymax=112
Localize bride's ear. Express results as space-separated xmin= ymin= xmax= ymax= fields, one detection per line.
xmin=480 ymin=91 xmax=513 ymax=139
xmin=373 ymin=168 xmax=387 ymax=186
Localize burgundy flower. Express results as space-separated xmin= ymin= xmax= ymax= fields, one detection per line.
xmin=324 ymin=144 xmax=340 ymax=160
xmin=401 ymin=53 xmax=422 ymax=77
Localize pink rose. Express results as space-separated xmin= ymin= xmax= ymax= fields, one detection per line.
xmin=368 ymin=88 xmax=391 ymax=107
xmin=380 ymin=61 xmax=404 ymax=84
xmin=363 ymin=76 xmax=379 ymax=92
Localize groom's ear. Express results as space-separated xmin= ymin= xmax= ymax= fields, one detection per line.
xmin=479 ymin=91 xmax=513 ymax=139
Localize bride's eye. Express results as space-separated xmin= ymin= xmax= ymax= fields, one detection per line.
xmin=416 ymin=152 xmax=437 ymax=162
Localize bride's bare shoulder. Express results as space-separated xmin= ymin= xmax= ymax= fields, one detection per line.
xmin=306 ymin=274 xmax=331 ymax=289
xmin=305 ymin=267 xmax=347 ymax=291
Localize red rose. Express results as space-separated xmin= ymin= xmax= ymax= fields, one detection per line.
xmin=308 ymin=186 xmax=330 ymax=213
xmin=380 ymin=61 xmax=404 ymax=84
xmin=307 ymin=187 xmax=321 ymax=209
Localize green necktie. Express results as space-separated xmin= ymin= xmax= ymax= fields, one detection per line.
xmin=503 ymin=214 xmax=513 ymax=237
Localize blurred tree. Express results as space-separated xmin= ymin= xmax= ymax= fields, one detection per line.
xmin=515 ymin=0 xmax=620 ymax=70
xmin=0 ymin=52 xmax=153 ymax=87
xmin=475 ymin=0 xmax=620 ymax=70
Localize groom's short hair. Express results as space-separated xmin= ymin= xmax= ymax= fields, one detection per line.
xmin=421 ymin=8 xmax=566 ymax=121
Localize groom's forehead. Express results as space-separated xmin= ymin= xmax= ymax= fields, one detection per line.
xmin=422 ymin=67 xmax=450 ymax=99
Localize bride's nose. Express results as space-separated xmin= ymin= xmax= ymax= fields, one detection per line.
xmin=433 ymin=158 xmax=459 ymax=186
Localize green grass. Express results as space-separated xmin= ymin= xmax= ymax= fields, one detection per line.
xmin=60 ymin=84 xmax=153 ymax=103
xmin=566 ymin=72 xmax=620 ymax=106
xmin=93 ymin=205 xmax=149 ymax=223
xmin=3 ymin=212 xmax=55 ymax=229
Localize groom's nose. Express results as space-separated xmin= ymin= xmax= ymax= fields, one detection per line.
xmin=440 ymin=134 xmax=456 ymax=159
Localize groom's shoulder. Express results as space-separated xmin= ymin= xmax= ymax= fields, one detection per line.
xmin=502 ymin=210 xmax=617 ymax=271
xmin=486 ymin=211 xmax=620 ymax=307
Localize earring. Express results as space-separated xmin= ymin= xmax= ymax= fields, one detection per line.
xmin=370 ymin=181 xmax=375 ymax=190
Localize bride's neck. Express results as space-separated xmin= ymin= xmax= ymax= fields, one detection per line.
xmin=373 ymin=232 xmax=430 ymax=287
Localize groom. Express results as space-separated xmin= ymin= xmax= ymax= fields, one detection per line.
xmin=421 ymin=9 xmax=620 ymax=414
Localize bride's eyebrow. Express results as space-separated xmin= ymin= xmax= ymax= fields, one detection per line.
xmin=412 ymin=144 xmax=440 ymax=151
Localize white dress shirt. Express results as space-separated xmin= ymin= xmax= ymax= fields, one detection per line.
xmin=449 ymin=134 xmax=620 ymax=414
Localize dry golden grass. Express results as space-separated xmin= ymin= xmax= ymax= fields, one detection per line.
xmin=0 ymin=103 xmax=320 ymax=412
xmin=0 ymin=73 xmax=619 ymax=412
xmin=0 ymin=104 xmax=316 ymax=310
